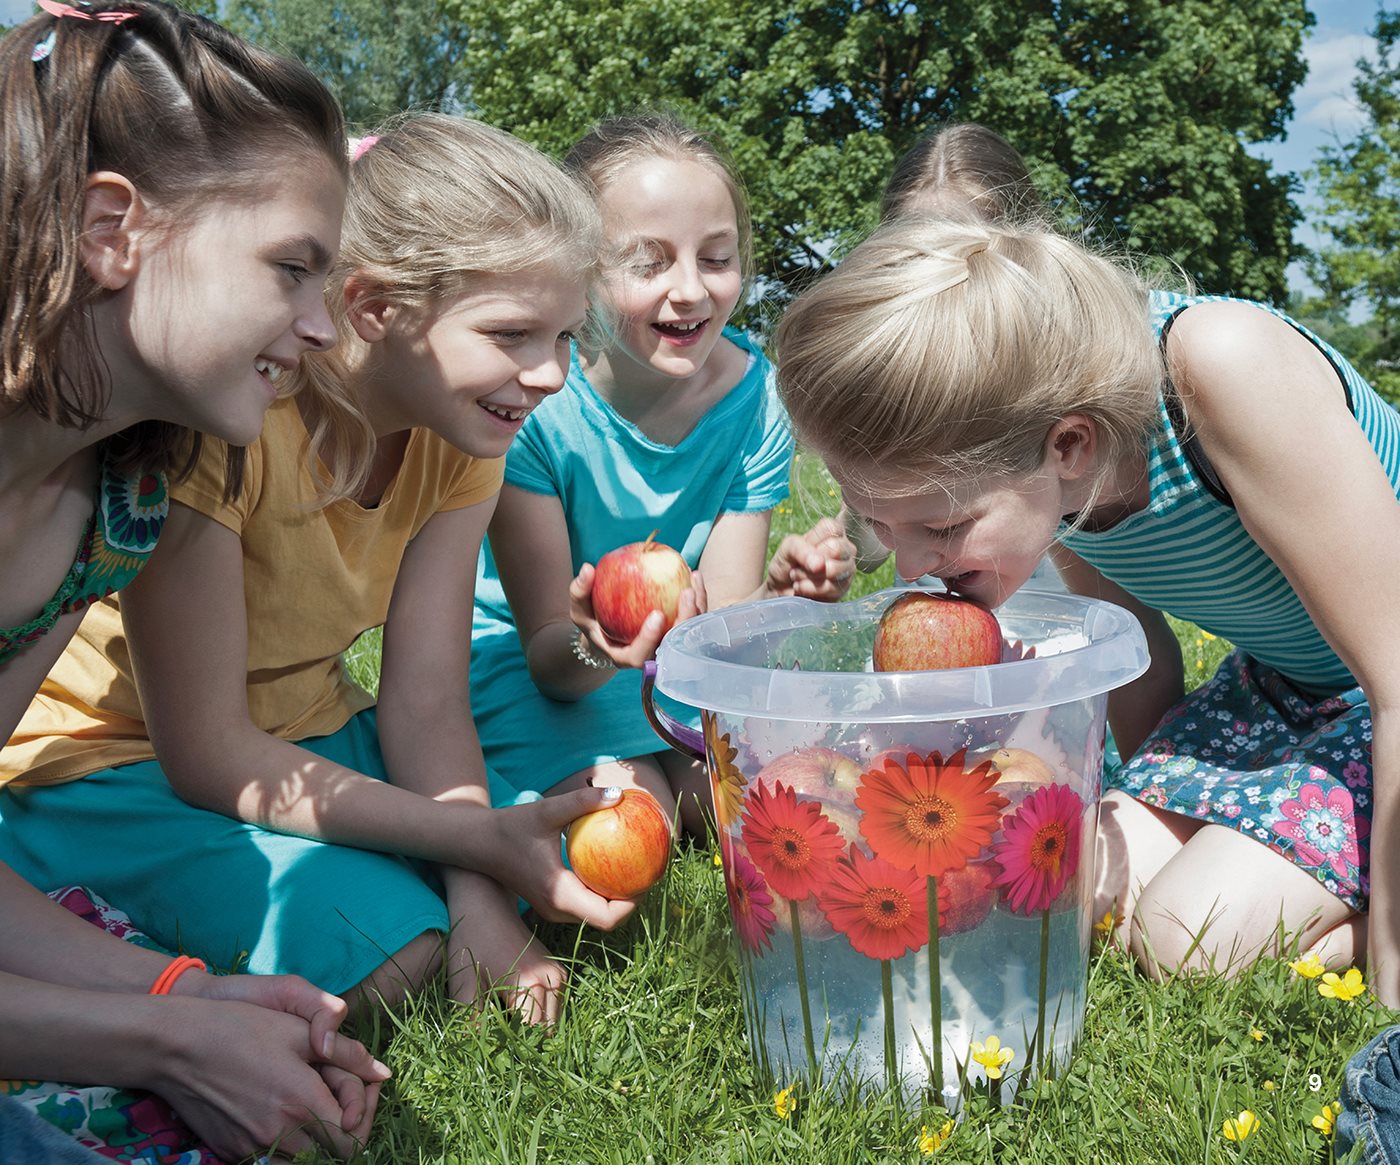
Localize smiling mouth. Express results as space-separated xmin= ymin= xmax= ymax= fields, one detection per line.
xmin=254 ymin=359 xmax=285 ymax=384
xmin=652 ymin=319 xmax=707 ymax=338
xmin=481 ymin=402 xmax=529 ymax=422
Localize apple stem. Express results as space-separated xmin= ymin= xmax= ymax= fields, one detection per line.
xmin=928 ymin=875 xmax=944 ymax=1099
xmin=788 ymin=899 xmax=819 ymax=1084
xmin=643 ymin=529 xmax=658 ymax=550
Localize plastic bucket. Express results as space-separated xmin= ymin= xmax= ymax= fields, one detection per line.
xmin=648 ymin=587 xmax=1148 ymax=1105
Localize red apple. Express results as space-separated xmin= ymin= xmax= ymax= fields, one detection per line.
xmin=566 ymin=789 xmax=672 ymax=899
xmin=753 ymin=747 xmax=862 ymax=807
xmin=871 ymin=592 xmax=1003 ymax=672
xmin=938 ymin=861 xmax=998 ymax=935
xmin=591 ymin=534 xmax=693 ymax=643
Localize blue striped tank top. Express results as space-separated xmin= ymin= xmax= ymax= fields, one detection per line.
xmin=1058 ymin=290 xmax=1400 ymax=695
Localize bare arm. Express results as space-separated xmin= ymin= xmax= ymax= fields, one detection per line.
xmin=0 ymin=607 xmax=82 ymax=747
xmin=1168 ymin=301 xmax=1400 ymax=1002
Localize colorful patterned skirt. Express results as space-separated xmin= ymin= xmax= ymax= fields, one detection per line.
xmin=1109 ymin=648 xmax=1371 ymax=910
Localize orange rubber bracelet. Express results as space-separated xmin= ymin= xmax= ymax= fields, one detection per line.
xmin=148 ymin=955 xmax=207 ymax=996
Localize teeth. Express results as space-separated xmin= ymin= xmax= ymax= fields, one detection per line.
xmin=660 ymin=320 xmax=703 ymax=334
xmin=483 ymin=403 xmax=528 ymax=421
xmin=255 ymin=359 xmax=283 ymax=382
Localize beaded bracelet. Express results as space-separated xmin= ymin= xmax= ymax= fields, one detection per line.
xmin=149 ymin=955 xmax=207 ymax=996
xmin=571 ymin=627 xmax=616 ymax=671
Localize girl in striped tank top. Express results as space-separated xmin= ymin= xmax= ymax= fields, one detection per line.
xmin=772 ymin=216 xmax=1400 ymax=1006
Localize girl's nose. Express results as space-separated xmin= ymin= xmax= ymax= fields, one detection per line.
xmin=893 ymin=538 xmax=946 ymax=584
xmin=519 ymin=345 xmax=568 ymax=394
xmin=296 ymin=298 xmax=337 ymax=351
xmin=667 ymin=258 xmax=706 ymax=306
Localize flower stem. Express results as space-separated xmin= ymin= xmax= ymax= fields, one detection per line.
xmin=789 ymin=899 xmax=818 ymax=1082
xmin=928 ymin=875 xmax=944 ymax=1098
xmin=882 ymin=958 xmax=897 ymax=1095
xmin=1036 ymin=907 xmax=1050 ymax=1076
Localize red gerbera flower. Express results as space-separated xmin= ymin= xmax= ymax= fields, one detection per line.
xmin=741 ymin=779 xmax=846 ymax=901
xmin=854 ymin=749 xmax=1009 ymax=879
xmin=817 ymin=844 xmax=933 ymax=960
xmin=990 ymin=783 xmax=1084 ymax=915
xmin=725 ymin=848 xmax=778 ymax=955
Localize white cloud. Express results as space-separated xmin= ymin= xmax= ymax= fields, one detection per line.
xmin=1296 ymin=33 xmax=1376 ymax=137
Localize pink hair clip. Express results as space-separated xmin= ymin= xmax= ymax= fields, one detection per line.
xmin=350 ymin=135 xmax=380 ymax=162
xmin=37 ymin=0 xmax=139 ymax=24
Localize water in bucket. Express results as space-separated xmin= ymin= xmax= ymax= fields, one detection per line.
xmin=649 ymin=587 xmax=1148 ymax=1107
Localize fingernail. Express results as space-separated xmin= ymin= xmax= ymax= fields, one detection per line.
xmin=321 ymin=1031 xmax=334 ymax=1058
xmin=602 ymin=786 xmax=622 ymax=801
xmin=373 ymin=1058 xmax=392 ymax=1078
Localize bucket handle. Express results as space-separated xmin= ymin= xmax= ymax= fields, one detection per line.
xmin=642 ymin=660 xmax=705 ymax=761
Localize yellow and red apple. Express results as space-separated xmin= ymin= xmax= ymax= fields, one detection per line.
xmin=871 ymin=591 xmax=1003 ymax=672
xmin=566 ymin=789 xmax=673 ymax=899
xmin=591 ymin=535 xmax=692 ymax=643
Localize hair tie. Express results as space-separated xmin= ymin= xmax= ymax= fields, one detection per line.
xmin=923 ymin=233 xmax=996 ymax=297
xmin=37 ymin=0 xmax=139 ymax=23
xmin=350 ymin=135 xmax=380 ymax=162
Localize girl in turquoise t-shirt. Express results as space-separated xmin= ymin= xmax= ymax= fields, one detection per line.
xmin=473 ymin=115 xmax=855 ymax=836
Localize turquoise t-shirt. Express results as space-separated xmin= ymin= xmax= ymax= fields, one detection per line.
xmin=471 ymin=328 xmax=794 ymax=795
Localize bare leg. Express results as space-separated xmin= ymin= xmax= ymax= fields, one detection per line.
xmin=342 ymin=930 xmax=442 ymax=1013
xmin=658 ymin=750 xmax=713 ymax=839
xmin=547 ymin=755 xmax=674 ymax=825
xmin=1130 ymin=824 xmax=1356 ymax=979
xmin=1310 ymin=916 xmax=1367 ymax=968
xmin=1094 ymin=790 xmax=1203 ymax=944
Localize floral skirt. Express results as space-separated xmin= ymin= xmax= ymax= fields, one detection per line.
xmin=1109 ymin=648 xmax=1371 ymax=910
xmin=1 ymin=888 xmax=225 ymax=1165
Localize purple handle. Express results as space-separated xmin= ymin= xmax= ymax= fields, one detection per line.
xmin=642 ymin=659 xmax=706 ymax=760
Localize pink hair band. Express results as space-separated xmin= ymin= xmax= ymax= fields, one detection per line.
xmin=37 ymin=0 xmax=139 ymax=23
xmin=351 ymin=135 xmax=380 ymax=162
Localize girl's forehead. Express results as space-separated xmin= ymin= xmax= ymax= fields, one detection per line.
xmin=833 ymin=469 xmax=978 ymax=522
xmin=599 ymin=157 xmax=738 ymax=231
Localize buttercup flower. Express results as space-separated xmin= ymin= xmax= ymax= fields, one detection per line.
xmin=1317 ymin=967 xmax=1366 ymax=1002
xmin=854 ymin=749 xmax=1008 ymax=879
xmin=724 ymin=849 xmax=777 ymax=955
xmin=703 ymin=712 xmax=746 ymax=827
xmin=773 ymin=1084 xmax=796 ymax=1119
xmin=1222 ymin=1110 xmax=1259 ymax=1142
xmin=1250 ymin=1028 xmax=1264 ymax=1042
xmin=817 ymin=844 xmax=932 ymax=960
xmin=969 ymin=1034 xmax=1015 ymax=1080
xmin=741 ymin=779 xmax=845 ymax=901
xmin=1262 ymin=1080 xmax=1276 ymax=1092
xmin=919 ymin=1120 xmax=954 ymax=1155
xmin=1289 ymin=952 xmax=1326 ymax=979
xmin=1093 ymin=908 xmax=1121 ymax=941
xmin=1312 ymin=1100 xmax=1343 ymax=1137
xmin=990 ymin=784 xmax=1084 ymax=915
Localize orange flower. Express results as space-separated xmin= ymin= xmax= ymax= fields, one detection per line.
xmin=703 ymin=711 xmax=746 ymax=827
xmin=818 ymin=843 xmax=932 ymax=960
xmin=990 ymin=783 xmax=1084 ymax=915
xmin=741 ymin=779 xmax=846 ymax=901
xmin=854 ymin=749 xmax=1009 ymax=879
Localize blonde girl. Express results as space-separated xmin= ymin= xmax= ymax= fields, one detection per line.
xmin=0 ymin=113 xmax=632 ymax=1030
xmin=774 ymin=217 xmax=1400 ymax=1004
xmin=0 ymin=1 xmax=387 ymax=1159
xmin=471 ymin=114 xmax=854 ymax=837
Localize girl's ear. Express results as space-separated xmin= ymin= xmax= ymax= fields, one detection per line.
xmin=80 ymin=172 xmax=142 ymax=290
xmin=343 ymin=275 xmax=397 ymax=343
xmin=1045 ymin=414 xmax=1098 ymax=480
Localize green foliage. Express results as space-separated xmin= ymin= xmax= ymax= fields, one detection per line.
xmin=447 ymin=0 xmax=1310 ymax=303
xmin=224 ymin=0 xmax=466 ymax=128
xmin=1306 ymin=9 xmax=1400 ymax=379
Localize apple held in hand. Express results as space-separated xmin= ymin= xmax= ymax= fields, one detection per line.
xmin=592 ymin=534 xmax=693 ymax=643
xmin=566 ymin=789 xmax=673 ymax=900
xmin=871 ymin=591 xmax=1003 ymax=672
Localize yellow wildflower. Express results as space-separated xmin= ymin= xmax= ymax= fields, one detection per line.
xmin=918 ymin=1120 xmax=954 ymax=1156
xmin=1289 ymin=952 xmax=1326 ymax=979
xmin=1250 ymin=1028 xmax=1264 ymax=1042
xmin=1312 ymin=1100 xmax=1343 ymax=1137
xmin=1093 ymin=909 xmax=1121 ymax=941
xmin=712 ymin=850 xmax=723 ymax=868
xmin=1222 ymin=1110 xmax=1259 ymax=1142
xmin=1262 ymin=1080 xmax=1276 ymax=1092
xmin=970 ymin=1035 xmax=1015 ymax=1080
xmin=1318 ymin=967 xmax=1367 ymax=1002
xmin=773 ymin=1085 xmax=796 ymax=1119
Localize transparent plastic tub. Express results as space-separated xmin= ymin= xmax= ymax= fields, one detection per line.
xmin=649 ymin=586 xmax=1148 ymax=1106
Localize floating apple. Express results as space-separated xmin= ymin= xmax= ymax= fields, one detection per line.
xmin=872 ymin=591 xmax=1003 ymax=672
xmin=971 ymin=747 xmax=1056 ymax=790
xmin=566 ymin=789 xmax=673 ymax=899
xmin=753 ymin=747 xmax=862 ymax=807
xmin=591 ymin=534 xmax=693 ymax=643
xmin=938 ymin=861 xmax=999 ymax=935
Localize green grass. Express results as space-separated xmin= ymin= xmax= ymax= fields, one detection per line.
xmin=312 ymin=452 xmax=1384 ymax=1163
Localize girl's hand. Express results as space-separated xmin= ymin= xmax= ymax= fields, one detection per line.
xmin=763 ymin=516 xmax=856 ymax=601
xmin=176 ymin=970 xmax=360 ymax=1068
xmin=569 ymin=562 xmax=706 ymax=668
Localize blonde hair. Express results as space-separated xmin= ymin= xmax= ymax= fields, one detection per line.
xmin=881 ymin=123 xmax=1049 ymax=226
xmin=774 ymin=218 xmax=1164 ymax=498
xmin=563 ymin=114 xmax=753 ymax=347
xmin=292 ymin=112 xmax=603 ymax=501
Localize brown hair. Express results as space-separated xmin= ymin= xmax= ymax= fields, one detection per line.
xmin=881 ymin=123 xmax=1047 ymax=225
xmin=293 ymin=113 xmax=603 ymax=502
xmin=0 ymin=0 xmax=346 ymax=490
xmin=774 ymin=218 xmax=1163 ymax=503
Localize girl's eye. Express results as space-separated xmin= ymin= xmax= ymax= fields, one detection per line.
xmin=929 ymin=521 xmax=970 ymax=539
xmin=492 ymin=330 xmax=526 ymax=343
xmin=280 ymin=263 xmax=311 ymax=284
xmin=557 ymin=330 xmax=576 ymax=345
xmin=701 ymin=256 xmax=733 ymax=269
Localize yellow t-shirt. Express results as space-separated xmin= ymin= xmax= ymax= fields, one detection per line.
xmin=1 ymin=399 xmax=504 ymax=787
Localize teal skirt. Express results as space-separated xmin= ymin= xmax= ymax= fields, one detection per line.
xmin=0 ymin=709 xmax=464 ymax=994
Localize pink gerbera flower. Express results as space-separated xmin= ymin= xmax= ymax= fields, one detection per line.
xmin=1272 ymin=783 xmax=1365 ymax=882
xmin=990 ymin=783 xmax=1084 ymax=915
xmin=725 ymin=848 xmax=777 ymax=955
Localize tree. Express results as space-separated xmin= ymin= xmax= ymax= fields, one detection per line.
xmin=1306 ymin=9 xmax=1400 ymax=400
xmin=226 ymin=0 xmax=466 ymax=129
xmin=447 ymin=0 xmax=1310 ymax=304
